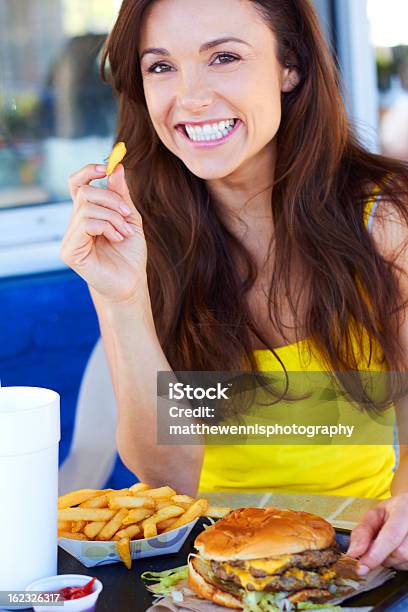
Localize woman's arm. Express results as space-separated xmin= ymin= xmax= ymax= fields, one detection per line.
xmin=92 ymin=289 xmax=204 ymax=496
xmin=61 ymin=162 xmax=203 ymax=495
xmin=391 ymin=393 xmax=408 ymax=495
xmin=347 ymin=188 xmax=408 ymax=571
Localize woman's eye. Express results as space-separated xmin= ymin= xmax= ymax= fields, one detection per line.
xmin=212 ymin=52 xmax=239 ymax=65
xmin=146 ymin=52 xmax=239 ymax=74
xmin=147 ymin=62 xmax=172 ymax=74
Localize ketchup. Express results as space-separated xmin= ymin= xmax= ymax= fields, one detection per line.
xmin=57 ymin=577 xmax=96 ymax=600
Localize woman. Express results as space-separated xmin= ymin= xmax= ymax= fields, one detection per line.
xmin=61 ymin=0 xmax=408 ymax=571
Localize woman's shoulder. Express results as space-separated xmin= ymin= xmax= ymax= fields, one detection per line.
xmin=367 ymin=173 xmax=408 ymax=264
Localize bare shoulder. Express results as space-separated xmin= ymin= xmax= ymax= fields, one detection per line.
xmin=368 ymin=176 xmax=408 ymax=264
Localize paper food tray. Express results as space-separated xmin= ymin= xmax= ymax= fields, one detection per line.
xmin=58 ymin=518 xmax=198 ymax=568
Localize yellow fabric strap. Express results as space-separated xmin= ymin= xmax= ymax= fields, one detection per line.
xmin=363 ymin=177 xmax=389 ymax=229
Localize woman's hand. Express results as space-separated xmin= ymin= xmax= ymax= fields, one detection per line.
xmin=346 ymin=492 xmax=408 ymax=572
xmin=61 ymin=163 xmax=148 ymax=304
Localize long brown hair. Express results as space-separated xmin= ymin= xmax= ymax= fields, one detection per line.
xmin=101 ymin=0 xmax=408 ymax=409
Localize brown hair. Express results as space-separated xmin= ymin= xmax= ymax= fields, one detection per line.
xmin=101 ymin=0 xmax=408 ymax=409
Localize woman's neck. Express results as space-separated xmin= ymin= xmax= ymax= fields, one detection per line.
xmin=207 ymin=140 xmax=276 ymax=262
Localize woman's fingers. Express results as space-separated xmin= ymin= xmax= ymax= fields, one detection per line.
xmin=347 ymin=506 xmax=384 ymax=559
xmin=384 ymin=559 xmax=408 ymax=571
xmin=107 ymin=164 xmax=143 ymax=224
xmin=357 ymin=511 xmax=408 ymax=573
xmin=382 ymin=536 xmax=408 ymax=570
xmin=60 ymin=205 xmax=130 ymax=268
xmin=75 ymin=184 xmax=132 ymax=217
xmin=79 ymin=202 xmax=135 ymax=238
xmin=68 ymin=164 xmax=107 ymax=199
xmin=83 ymin=219 xmax=125 ymax=243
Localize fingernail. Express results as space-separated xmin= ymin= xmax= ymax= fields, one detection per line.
xmin=115 ymin=231 xmax=124 ymax=241
xmin=96 ymin=165 xmax=106 ymax=173
xmin=124 ymin=224 xmax=135 ymax=235
xmin=120 ymin=204 xmax=131 ymax=215
xmin=357 ymin=564 xmax=370 ymax=576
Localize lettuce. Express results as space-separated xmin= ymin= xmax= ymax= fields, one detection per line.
xmin=140 ymin=565 xmax=188 ymax=596
xmin=242 ymin=591 xmax=344 ymax=611
xmin=336 ymin=577 xmax=360 ymax=589
xmin=243 ymin=590 xmax=293 ymax=611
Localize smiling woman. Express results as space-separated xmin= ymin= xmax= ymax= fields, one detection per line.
xmin=135 ymin=0 xmax=297 ymax=180
xmin=61 ymin=0 xmax=408 ymax=574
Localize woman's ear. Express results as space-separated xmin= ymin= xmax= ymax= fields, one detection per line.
xmin=281 ymin=66 xmax=301 ymax=93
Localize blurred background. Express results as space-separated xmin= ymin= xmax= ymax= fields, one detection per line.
xmin=0 ymin=0 xmax=407 ymax=489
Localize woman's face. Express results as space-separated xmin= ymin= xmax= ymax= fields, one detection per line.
xmin=139 ymin=0 xmax=295 ymax=181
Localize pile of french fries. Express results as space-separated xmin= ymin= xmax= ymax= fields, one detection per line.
xmin=58 ymin=483 xmax=230 ymax=569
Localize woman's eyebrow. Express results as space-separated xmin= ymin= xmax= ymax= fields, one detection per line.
xmin=140 ymin=36 xmax=252 ymax=60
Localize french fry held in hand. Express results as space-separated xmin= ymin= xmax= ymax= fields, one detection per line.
xmin=106 ymin=141 xmax=127 ymax=176
xmin=58 ymin=482 xmax=231 ymax=569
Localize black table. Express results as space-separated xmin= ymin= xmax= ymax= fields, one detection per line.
xmin=58 ymin=520 xmax=408 ymax=612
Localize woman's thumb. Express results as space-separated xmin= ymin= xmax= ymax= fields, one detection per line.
xmin=107 ymin=163 xmax=133 ymax=208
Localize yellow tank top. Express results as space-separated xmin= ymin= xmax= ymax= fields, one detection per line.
xmin=198 ymin=186 xmax=398 ymax=500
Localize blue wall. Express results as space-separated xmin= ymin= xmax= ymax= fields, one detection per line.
xmin=0 ymin=269 xmax=134 ymax=488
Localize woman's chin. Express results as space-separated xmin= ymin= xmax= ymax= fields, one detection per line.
xmin=182 ymin=159 xmax=243 ymax=181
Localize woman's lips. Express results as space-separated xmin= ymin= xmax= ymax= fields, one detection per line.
xmin=175 ymin=119 xmax=242 ymax=148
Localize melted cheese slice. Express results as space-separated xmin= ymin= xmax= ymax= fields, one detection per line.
xmin=220 ymin=560 xmax=336 ymax=591
xmin=222 ymin=565 xmax=271 ymax=591
xmin=248 ymin=556 xmax=291 ymax=574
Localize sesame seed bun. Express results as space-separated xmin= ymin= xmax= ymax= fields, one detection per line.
xmin=194 ymin=506 xmax=336 ymax=562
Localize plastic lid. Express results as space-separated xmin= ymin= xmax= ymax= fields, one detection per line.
xmin=0 ymin=387 xmax=60 ymax=456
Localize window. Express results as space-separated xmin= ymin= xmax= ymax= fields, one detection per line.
xmin=0 ymin=0 xmax=120 ymax=210
xmin=367 ymin=0 xmax=408 ymax=161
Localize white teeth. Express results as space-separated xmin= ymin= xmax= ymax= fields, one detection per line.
xmin=184 ymin=119 xmax=237 ymax=142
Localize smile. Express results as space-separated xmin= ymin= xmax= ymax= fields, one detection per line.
xmin=175 ymin=119 xmax=242 ymax=148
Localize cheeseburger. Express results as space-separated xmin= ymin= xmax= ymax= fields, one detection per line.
xmin=188 ymin=507 xmax=341 ymax=609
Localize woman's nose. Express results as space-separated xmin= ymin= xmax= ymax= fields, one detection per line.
xmin=177 ymin=70 xmax=213 ymax=111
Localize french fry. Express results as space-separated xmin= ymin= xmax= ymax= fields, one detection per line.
xmin=129 ymin=482 xmax=150 ymax=493
xmin=163 ymin=499 xmax=208 ymax=532
xmin=155 ymin=499 xmax=173 ymax=510
xmin=168 ymin=501 xmax=191 ymax=510
xmin=116 ymin=537 xmax=132 ymax=569
xmin=80 ymin=492 xmax=112 ymax=508
xmin=58 ymin=489 xmax=102 ymax=509
xmin=58 ymin=508 xmax=115 ymax=521
xmin=206 ymin=506 xmax=232 ymax=518
xmin=156 ymin=518 xmax=177 ymax=532
xmin=141 ymin=506 xmax=184 ymax=537
xmin=106 ymin=142 xmax=127 ymax=176
xmin=108 ymin=495 xmax=155 ymax=510
xmin=71 ymin=520 xmax=87 ymax=533
xmin=113 ymin=524 xmax=141 ymax=540
xmin=171 ymin=495 xmax=195 ymax=505
xmin=97 ymin=508 xmax=128 ymax=541
xmin=106 ymin=488 xmax=131 ymax=499
xmin=84 ymin=521 xmax=107 ymax=539
xmin=58 ymin=531 xmax=87 ymax=540
xmin=121 ymin=507 xmax=154 ymax=526
xmin=143 ymin=523 xmax=157 ymax=539
xmin=137 ymin=486 xmax=176 ymax=499
xmin=58 ymin=484 xmax=215 ymax=572
xmin=58 ymin=520 xmax=71 ymax=531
